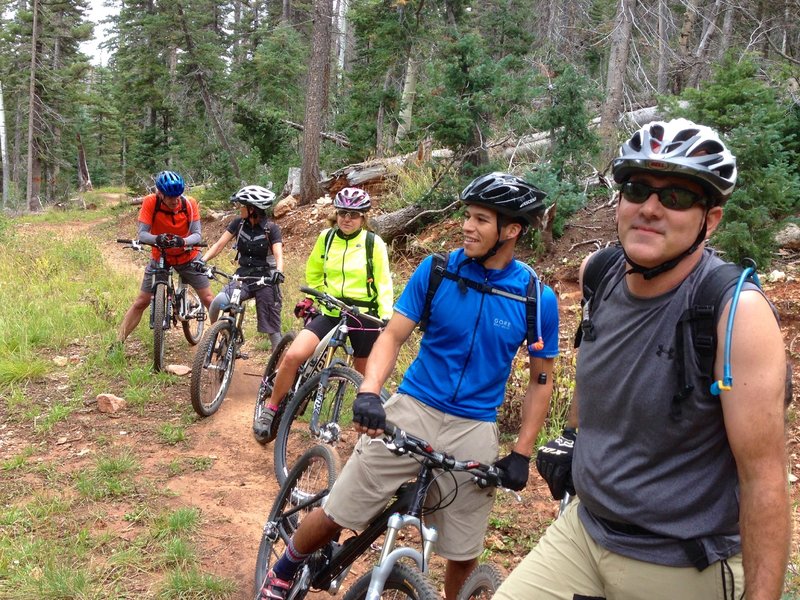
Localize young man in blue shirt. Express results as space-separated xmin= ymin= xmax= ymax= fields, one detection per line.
xmin=260 ymin=172 xmax=560 ymax=600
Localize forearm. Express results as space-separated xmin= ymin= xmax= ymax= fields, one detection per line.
xmin=740 ymin=474 xmax=790 ymax=599
xmin=183 ymin=220 xmax=202 ymax=246
xmin=359 ymin=332 xmax=401 ymax=395
xmin=137 ymin=222 xmax=157 ymax=244
xmin=513 ymin=383 xmax=551 ymax=457
xmin=273 ymin=243 xmax=284 ymax=272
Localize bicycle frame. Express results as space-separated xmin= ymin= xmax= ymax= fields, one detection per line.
xmin=280 ymin=428 xmax=503 ymax=599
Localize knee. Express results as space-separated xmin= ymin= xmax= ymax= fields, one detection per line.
xmin=131 ymin=295 xmax=151 ymax=311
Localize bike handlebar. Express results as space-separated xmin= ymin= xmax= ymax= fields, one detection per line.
xmin=381 ymin=423 xmax=504 ymax=489
xmin=201 ymin=265 xmax=280 ymax=287
xmin=116 ymin=238 xmax=207 ymax=250
xmin=299 ymin=286 xmax=385 ymax=327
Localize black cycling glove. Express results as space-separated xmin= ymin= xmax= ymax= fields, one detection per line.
xmin=271 ymin=271 xmax=285 ymax=285
xmin=352 ymin=392 xmax=386 ymax=431
xmin=191 ymin=258 xmax=207 ymax=272
xmin=535 ymin=428 xmax=577 ymax=500
xmin=155 ymin=233 xmax=171 ymax=247
xmin=494 ymin=451 xmax=530 ymax=491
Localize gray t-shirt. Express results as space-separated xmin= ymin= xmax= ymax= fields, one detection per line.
xmin=573 ymin=248 xmax=742 ymax=567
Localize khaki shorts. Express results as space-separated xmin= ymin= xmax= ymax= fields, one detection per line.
xmin=323 ymin=393 xmax=499 ymax=561
xmin=494 ymin=500 xmax=745 ymax=600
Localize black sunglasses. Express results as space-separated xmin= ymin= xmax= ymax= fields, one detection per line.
xmin=621 ymin=181 xmax=706 ymax=211
xmin=336 ymin=209 xmax=363 ymax=219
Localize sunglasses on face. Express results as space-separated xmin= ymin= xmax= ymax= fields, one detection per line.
xmin=336 ymin=209 xmax=363 ymax=220
xmin=621 ymin=181 xmax=706 ymax=211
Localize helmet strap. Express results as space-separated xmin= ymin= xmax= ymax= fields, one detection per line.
xmin=620 ymin=210 xmax=709 ymax=280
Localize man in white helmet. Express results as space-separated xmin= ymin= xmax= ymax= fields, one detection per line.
xmin=496 ymin=119 xmax=790 ymax=599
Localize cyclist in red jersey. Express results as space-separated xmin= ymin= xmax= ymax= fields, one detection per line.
xmin=113 ymin=171 xmax=214 ymax=348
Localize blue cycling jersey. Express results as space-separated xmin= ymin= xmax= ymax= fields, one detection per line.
xmin=395 ymin=249 xmax=559 ymax=421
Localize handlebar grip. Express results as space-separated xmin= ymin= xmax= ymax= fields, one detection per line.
xmin=117 ymin=238 xmax=133 ymax=244
xmin=299 ymin=286 xmax=320 ymax=297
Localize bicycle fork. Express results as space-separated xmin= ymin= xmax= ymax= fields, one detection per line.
xmin=362 ymin=513 xmax=437 ymax=600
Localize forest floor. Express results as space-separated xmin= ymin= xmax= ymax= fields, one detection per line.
xmin=3 ymin=191 xmax=800 ymax=598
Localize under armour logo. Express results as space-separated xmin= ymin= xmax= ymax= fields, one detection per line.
xmin=656 ymin=345 xmax=675 ymax=359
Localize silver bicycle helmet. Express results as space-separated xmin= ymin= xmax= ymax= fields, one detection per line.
xmin=334 ymin=187 xmax=371 ymax=211
xmin=612 ymin=118 xmax=737 ymax=205
xmin=231 ymin=185 xmax=276 ymax=211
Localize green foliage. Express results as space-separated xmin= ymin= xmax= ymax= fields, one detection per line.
xmin=534 ymin=64 xmax=601 ymax=182
xmin=666 ymin=55 xmax=800 ymax=266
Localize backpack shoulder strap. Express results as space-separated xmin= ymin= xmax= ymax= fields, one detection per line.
xmin=365 ymin=231 xmax=377 ymax=299
xmin=419 ymin=252 xmax=449 ymax=332
xmin=575 ymin=245 xmax=623 ymax=347
xmin=671 ymin=262 xmax=748 ymax=420
xmin=516 ymin=260 xmax=544 ymax=352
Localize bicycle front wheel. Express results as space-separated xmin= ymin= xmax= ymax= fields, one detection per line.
xmin=253 ymin=331 xmax=297 ymax=445
xmin=152 ymin=283 xmax=168 ymax=372
xmin=456 ymin=563 xmax=504 ymax=600
xmin=190 ymin=320 xmax=235 ymax=417
xmin=253 ymin=444 xmax=340 ymax=600
xmin=181 ymin=287 xmax=205 ymax=345
xmin=274 ymin=366 xmax=363 ymax=485
xmin=342 ymin=562 xmax=439 ymax=600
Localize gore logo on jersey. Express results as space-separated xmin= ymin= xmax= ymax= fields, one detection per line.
xmin=493 ymin=317 xmax=511 ymax=330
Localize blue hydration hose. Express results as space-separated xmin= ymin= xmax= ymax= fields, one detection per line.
xmin=710 ymin=259 xmax=760 ymax=396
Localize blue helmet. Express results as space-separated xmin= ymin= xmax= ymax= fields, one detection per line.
xmin=155 ymin=171 xmax=185 ymax=197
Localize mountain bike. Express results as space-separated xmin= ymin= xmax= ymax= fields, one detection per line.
xmin=190 ymin=266 xmax=281 ymax=417
xmin=253 ymin=424 xmax=507 ymax=600
xmin=117 ymin=238 xmax=207 ymax=372
xmin=270 ymin=286 xmax=386 ymax=484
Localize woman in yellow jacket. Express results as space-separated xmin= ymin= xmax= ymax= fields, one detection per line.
xmin=255 ymin=187 xmax=393 ymax=436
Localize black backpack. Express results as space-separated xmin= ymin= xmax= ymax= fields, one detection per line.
xmin=419 ymin=252 xmax=544 ymax=352
xmin=574 ymin=245 xmax=790 ymax=419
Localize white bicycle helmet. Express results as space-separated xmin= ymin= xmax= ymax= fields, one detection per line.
xmin=334 ymin=187 xmax=371 ymax=211
xmin=231 ymin=185 xmax=276 ymax=211
xmin=612 ymin=118 xmax=737 ymax=205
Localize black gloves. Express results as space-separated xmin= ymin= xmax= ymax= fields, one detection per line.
xmin=192 ymin=258 xmax=207 ymax=272
xmin=535 ymin=428 xmax=577 ymax=500
xmin=352 ymin=392 xmax=386 ymax=431
xmin=294 ymin=298 xmax=314 ymax=318
xmin=271 ymin=271 xmax=285 ymax=285
xmin=155 ymin=233 xmax=184 ymax=248
xmin=494 ymin=451 xmax=530 ymax=491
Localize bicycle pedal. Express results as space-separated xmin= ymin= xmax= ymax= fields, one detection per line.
xmin=236 ymin=352 xmax=249 ymax=360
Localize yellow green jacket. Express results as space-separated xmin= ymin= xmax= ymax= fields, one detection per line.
xmin=306 ymin=227 xmax=394 ymax=320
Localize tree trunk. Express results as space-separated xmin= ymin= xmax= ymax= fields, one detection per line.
xmin=175 ymin=2 xmax=241 ymax=180
xmin=375 ymin=69 xmax=393 ymax=157
xmin=0 ymin=79 xmax=9 ymax=208
xmin=598 ymin=0 xmax=638 ymax=158
xmin=77 ymin=132 xmax=93 ymax=192
xmin=394 ymin=51 xmax=418 ymax=146
xmin=282 ymin=0 xmax=291 ymax=23
xmin=300 ymin=0 xmax=332 ymax=204
xmin=333 ymin=0 xmax=348 ymax=83
xmin=716 ymin=4 xmax=735 ymax=61
xmin=688 ymin=0 xmax=723 ymax=88
xmin=26 ymin=0 xmax=42 ymax=212
xmin=674 ymin=0 xmax=700 ymax=93
xmin=656 ymin=0 xmax=669 ymax=94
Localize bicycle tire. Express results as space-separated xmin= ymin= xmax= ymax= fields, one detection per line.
xmin=152 ymin=283 xmax=168 ymax=372
xmin=341 ymin=562 xmax=439 ymax=600
xmin=253 ymin=331 xmax=297 ymax=445
xmin=456 ymin=563 xmax=504 ymax=600
xmin=190 ymin=320 xmax=235 ymax=417
xmin=181 ymin=287 xmax=205 ymax=345
xmin=273 ymin=365 xmax=363 ymax=485
xmin=253 ymin=444 xmax=340 ymax=600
